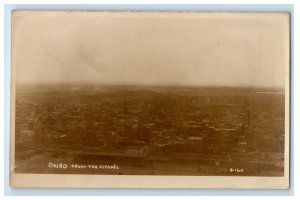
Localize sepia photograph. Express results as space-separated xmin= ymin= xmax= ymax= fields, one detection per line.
xmin=9 ymin=11 xmax=290 ymax=188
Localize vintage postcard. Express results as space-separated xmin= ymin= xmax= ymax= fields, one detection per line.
xmin=10 ymin=11 xmax=290 ymax=188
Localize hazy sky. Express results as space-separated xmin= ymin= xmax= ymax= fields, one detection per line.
xmin=12 ymin=11 xmax=289 ymax=87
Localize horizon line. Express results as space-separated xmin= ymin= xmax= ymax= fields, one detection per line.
xmin=15 ymin=81 xmax=285 ymax=89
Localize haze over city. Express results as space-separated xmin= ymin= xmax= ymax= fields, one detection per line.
xmin=13 ymin=12 xmax=289 ymax=88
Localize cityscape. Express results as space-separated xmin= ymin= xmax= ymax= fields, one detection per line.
xmin=14 ymin=83 xmax=285 ymax=176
